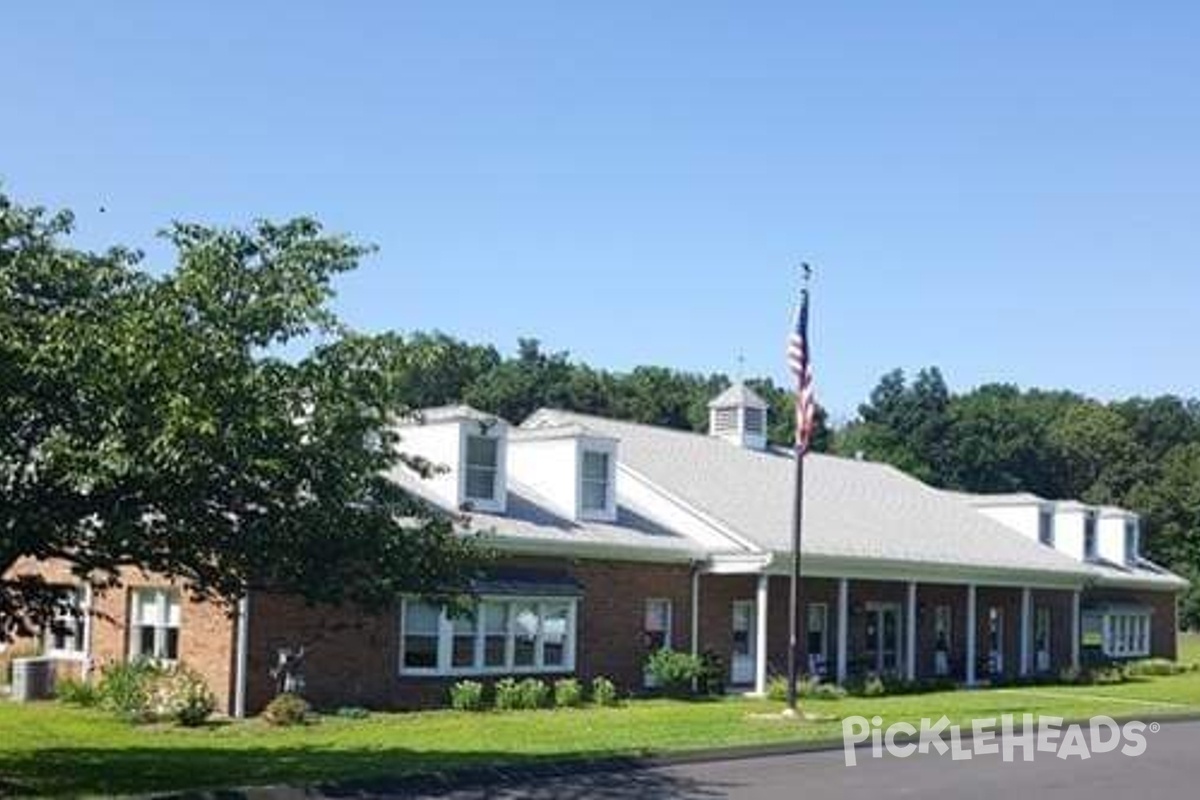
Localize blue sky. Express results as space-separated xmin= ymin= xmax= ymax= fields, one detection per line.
xmin=4 ymin=2 xmax=1198 ymax=418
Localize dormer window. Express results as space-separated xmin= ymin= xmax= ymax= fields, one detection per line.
xmin=1084 ymin=511 xmax=1099 ymax=560
xmin=1125 ymin=519 xmax=1139 ymax=565
xmin=1038 ymin=508 xmax=1055 ymax=546
xmin=464 ymin=434 xmax=499 ymax=502
xmin=580 ymin=450 xmax=611 ymax=514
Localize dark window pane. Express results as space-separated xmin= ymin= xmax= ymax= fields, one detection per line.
xmin=484 ymin=635 xmax=507 ymax=667
xmin=163 ymin=628 xmax=179 ymax=660
xmin=138 ymin=626 xmax=156 ymax=658
xmin=404 ymin=635 xmax=438 ymax=669
xmin=452 ymin=635 xmax=475 ymax=668
xmin=465 ymin=467 xmax=495 ymax=500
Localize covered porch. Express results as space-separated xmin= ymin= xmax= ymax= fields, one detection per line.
xmin=694 ymin=559 xmax=1083 ymax=694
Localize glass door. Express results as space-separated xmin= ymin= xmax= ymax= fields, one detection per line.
xmin=863 ymin=603 xmax=902 ymax=675
xmin=730 ymin=600 xmax=756 ymax=685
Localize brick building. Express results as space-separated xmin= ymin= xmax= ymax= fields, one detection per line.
xmin=4 ymin=385 xmax=1187 ymax=714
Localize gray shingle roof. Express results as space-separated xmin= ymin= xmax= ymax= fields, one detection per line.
xmin=525 ymin=410 xmax=1092 ymax=576
xmin=707 ymin=383 xmax=769 ymax=410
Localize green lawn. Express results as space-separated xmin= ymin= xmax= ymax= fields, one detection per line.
xmin=4 ymin=663 xmax=1200 ymax=797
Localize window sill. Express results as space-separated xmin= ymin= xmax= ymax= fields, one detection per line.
xmin=399 ymin=665 xmax=575 ymax=679
xmin=43 ymin=651 xmax=88 ymax=661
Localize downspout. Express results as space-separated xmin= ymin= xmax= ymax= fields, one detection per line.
xmin=233 ymin=592 xmax=250 ymax=718
xmin=690 ymin=564 xmax=701 ymax=693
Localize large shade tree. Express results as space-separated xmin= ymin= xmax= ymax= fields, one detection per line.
xmin=0 ymin=192 xmax=483 ymax=639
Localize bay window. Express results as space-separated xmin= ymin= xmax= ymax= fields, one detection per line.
xmin=1093 ymin=608 xmax=1152 ymax=659
xmin=400 ymin=597 xmax=577 ymax=675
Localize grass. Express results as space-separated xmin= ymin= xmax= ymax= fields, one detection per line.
xmin=2 ymin=667 xmax=1200 ymax=797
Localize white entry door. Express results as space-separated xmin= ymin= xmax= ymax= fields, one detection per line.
xmin=730 ymin=600 xmax=756 ymax=685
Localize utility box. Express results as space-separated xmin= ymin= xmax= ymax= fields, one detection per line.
xmin=10 ymin=657 xmax=54 ymax=702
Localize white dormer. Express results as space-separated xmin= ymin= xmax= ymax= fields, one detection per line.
xmin=1098 ymin=508 xmax=1139 ymax=565
xmin=507 ymin=424 xmax=619 ymax=523
xmin=395 ymin=405 xmax=508 ymax=514
xmin=708 ymin=383 xmax=769 ymax=451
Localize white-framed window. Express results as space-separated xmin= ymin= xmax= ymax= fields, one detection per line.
xmin=580 ymin=450 xmax=611 ymax=514
xmin=1098 ymin=610 xmax=1152 ymax=658
xmin=464 ymin=434 xmax=499 ymax=502
xmin=130 ymin=588 xmax=181 ymax=662
xmin=644 ymin=598 xmax=672 ymax=651
xmin=44 ymin=586 xmax=87 ymax=658
xmin=400 ymin=596 xmax=577 ymax=676
xmin=1038 ymin=509 xmax=1055 ymax=546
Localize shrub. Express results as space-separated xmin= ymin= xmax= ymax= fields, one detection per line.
xmin=449 ymin=680 xmax=486 ymax=711
xmin=811 ymin=681 xmax=847 ymax=700
xmin=262 ymin=692 xmax=311 ymax=726
xmin=494 ymin=678 xmax=521 ymax=711
xmin=697 ymin=650 xmax=726 ymax=696
xmin=591 ymin=676 xmax=618 ymax=706
xmin=644 ymin=649 xmax=704 ymax=697
xmin=55 ymin=677 xmax=101 ymax=707
xmin=1128 ymin=658 xmax=1187 ymax=677
xmin=153 ymin=665 xmax=217 ymax=727
xmin=335 ymin=706 xmax=371 ymax=719
xmin=553 ymin=678 xmax=583 ymax=708
xmin=766 ymin=675 xmax=811 ymax=702
xmin=859 ymin=674 xmax=886 ymax=697
xmin=97 ymin=659 xmax=162 ymax=720
xmin=516 ymin=678 xmax=550 ymax=709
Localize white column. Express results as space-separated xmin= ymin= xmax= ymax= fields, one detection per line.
xmin=966 ymin=583 xmax=978 ymax=687
xmin=1071 ymin=589 xmax=1082 ymax=670
xmin=836 ymin=578 xmax=849 ymax=684
xmin=690 ymin=570 xmax=700 ymax=659
xmin=1019 ymin=587 xmax=1032 ymax=677
xmin=754 ymin=573 xmax=769 ymax=696
xmin=905 ymin=581 xmax=918 ymax=681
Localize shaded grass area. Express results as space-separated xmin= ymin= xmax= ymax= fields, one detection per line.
xmin=3 ymin=668 xmax=1200 ymax=797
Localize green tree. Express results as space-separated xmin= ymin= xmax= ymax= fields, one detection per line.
xmin=0 ymin=192 xmax=481 ymax=638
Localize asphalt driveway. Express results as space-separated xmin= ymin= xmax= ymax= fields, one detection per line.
xmin=338 ymin=718 xmax=1199 ymax=800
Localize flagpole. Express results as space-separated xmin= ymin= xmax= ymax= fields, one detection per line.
xmin=785 ymin=264 xmax=811 ymax=715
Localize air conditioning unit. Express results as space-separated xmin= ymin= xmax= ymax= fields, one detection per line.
xmin=10 ymin=657 xmax=55 ymax=702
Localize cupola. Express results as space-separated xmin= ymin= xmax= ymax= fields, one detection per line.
xmin=707 ymin=383 xmax=769 ymax=450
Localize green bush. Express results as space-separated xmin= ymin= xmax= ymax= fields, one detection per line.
xmin=153 ymin=665 xmax=217 ymax=727
xmin=516 ymin=678 xmax=550 ymax=709
xmin=335 ymin=706 xmax=371 ymax=719
xmin=97 ymin=659 xmax=162 ymax=721
xmin=494 ymin=678 xmax=522 ymax=711
xmin=644 ymin=649 xmax=704 ymax=697
xmin=697 ymin=650 xmax=726 ymax=696
xmin=55 ymin=677 xmax=101 ymax=707
xmin=262 ymin=692 xmax=311 ymax=726
xmin=449 ymin=680 xmax=486 ymax=711
xmin=860 ymin=674 xmax=886 ymax=697
xmin=591 ymin=676 xmax=618 ymax=706
xmin=553 ymin=678 xmax=583 ymax=708
xmin=811 ymin=681 xmax=847 ymax=700
xmin=1128 ymin=658 xmax=1187 ymax=677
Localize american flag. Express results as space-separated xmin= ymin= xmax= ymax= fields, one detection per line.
xmin=787 ymin=286 xmax=815 ymax=453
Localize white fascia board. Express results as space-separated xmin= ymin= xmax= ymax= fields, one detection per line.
xmin=615 ymin=464 xmax=762 ymax=555
xmin=702 ymin=553 xmax=775 ymax=574
xmin=758 ymin=552 xmax=1090 ymax=590
xmin=482 ymin=533 xmax=700 ymax=565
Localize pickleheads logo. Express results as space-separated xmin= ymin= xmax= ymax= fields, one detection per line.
xmin=842 ymin=714 xmax=1159 ymax=766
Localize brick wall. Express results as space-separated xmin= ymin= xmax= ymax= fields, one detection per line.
xmin=243 ymin=556 xmax=695 ymax=713
xmin=4 ymin=557 xmax=239 ymax=713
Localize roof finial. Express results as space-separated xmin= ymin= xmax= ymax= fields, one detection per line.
xmin=736 ymin=353 xmax=746 ymax=382
xmin=800 ymin=261 xmax=812 ymax=284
